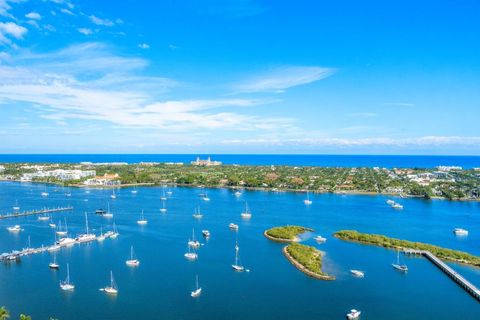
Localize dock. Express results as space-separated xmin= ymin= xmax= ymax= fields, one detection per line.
xmin=403 ymin=249 xmax=480 ymax=301
xmin=0 ymin=206 xmax=74 ymax=220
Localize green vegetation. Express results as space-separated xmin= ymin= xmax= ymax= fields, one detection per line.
xmin=334 ymin=230 xmax=480 ymax=266
xmin=284 ymin=243 xmax=333 ymax=279
xmin=265 ymin=225 xmax=312 ymax=241
xmin=0 ymin=307 xmax=33 ymax=320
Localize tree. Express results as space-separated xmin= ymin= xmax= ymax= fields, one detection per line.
xmin=0 ymin=307 xmax=10 ymax=320
xmin=19 ymin=315 xmax=31 ymax=320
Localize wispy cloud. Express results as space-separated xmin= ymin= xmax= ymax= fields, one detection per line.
xmin=25 ymin=12 xmax=41 ymax=20
xmin=59 ymin=8 xmax=74 ymax=15
xmin=138 ymin=43 xmax=150 ymax=49
xmin=89 ymin=15 xmax=115 ymax=27
xmin=233 ymin=66 xmax=336 ymax=93
xmin=77 ymin=27 xmax=93 ymax=35
xmin=0 ymin=21 xmax=27 ymax=45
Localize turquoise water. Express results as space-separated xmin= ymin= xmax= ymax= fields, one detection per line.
xmin=0 ymin=181 xmax=479 ymax=319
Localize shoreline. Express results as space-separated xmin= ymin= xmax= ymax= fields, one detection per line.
xmin=282 ymin=246 xmax=335 ymax=281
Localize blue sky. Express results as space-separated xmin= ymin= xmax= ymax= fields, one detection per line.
xmin=0 ymin=0 xmax=479 ymax=154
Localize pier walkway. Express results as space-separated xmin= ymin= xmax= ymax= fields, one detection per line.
xmin=0 ymin=206 xmax=73 ymax=220
xmin=403 ymin=249 xmax=480 ymax=301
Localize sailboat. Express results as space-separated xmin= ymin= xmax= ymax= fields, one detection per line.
xmin=232 ymin=241 xmax=245 ymax=272
xmin=49 ymin=222 xmax=56 ymax=228
xmin=41 ymin=187 xmax=49 ymax=197
xmin=106 ymin=222 xmax=119 ymax=239
xmin=48 ymin=232 xmax=61 ymax=251
xmin=126 ymin=245 xmax=140 ymax=267
xmin=304 ymin=191 xmax=313 ymax=205
xmin=190 ymin=275 xmax=202 ymax=298
xmin=346 ymin=309 xmax=361 ymax=319
xmin=392 ymin=249 xmax=408 ymax=272
xmin=137 ymin=210 xmax=148 ymax=225
xmin=38 ymin=213 xmax=50 ymax=221
xmin=49 ymin=254 xmax=59 ymax=269
xmin=76 ymin=212 xmax=96 ymax=242
xmin=240 ymin=201 xmax=252 ymax=219
xmin=65 ymin=188 xmax=72 ymax=197
xmin=12 ymin=200 xmax=20 ymax=211
xmin=166 ymin=189 xmax=173 ymax=196
xmin=110 ymin=189 xmax=117 ymax=199
xmin=103 ymin=203 xmax=113 ymax=218
xmin=131 ymin=186 xmax=138 ymax=194
xmin=234 ymin=190 xmax=242 ymax=197
xmin=202 ymin=192 xmax=210 ymax=201
xmin=160 ymin=189 xmax=167 ymax=201
xmin=97 ymin=226 xmax=106 ymax=242
xmin=6 ymin=225 xmax=22 ymax=232
xmin=159 ymin=200 xmax=167 ymax=213
xmin=188 ymin=229 xmax=201 ymax=248
xmin=56 ymin=219 xmax=68 ymax=236
xmin=59 ymin=264 xmax=74 ymax=291
xmin=100 ymin=270 xmax=118 ymax=295
xmin=192 ymin=207 xmax=203 ymax=219
xmin=184 ymin=244 xmax=198 ymax=261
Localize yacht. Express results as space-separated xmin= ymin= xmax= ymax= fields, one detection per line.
xmin=304 ymin=192 xmax=313 ymax=205
xmin=240 ymin=201 xmax=252 ymax=219
xmin=453 ymin=228 xmax=469 ymax=236
xmin=190 ymin=275 xmax=202 ymax=298
xmin=137 ymin=210 xmax=148 ymax=225
xmin=100 ymin=271 xmax=118 ymax=295
xmin=108 ymin=223 xmax=120 ymax=238
xmin=229 ymin=223 xmax=239 ymax=231
xmin=392 ymin=250 xmax=408 ymax=272
xmin=350 ymin=270 xmax=365 ymax=277
xmin=57 ymin=237 xmax=76 ymax=247
xmin=159 ymin=200 xmax=167 ymax=213
xmin=391 ymin=202 xmax=403 ymax=209
xmin=386 ymin=199 xmax=395 ymax=205
xmin=346 ymin=309 xmax=361 ymax=319
xmin=41 ymin=191 xmax=49 ymax=197
xmin=59 ymin=264 xmax=74 ymax=291
xmin=188 ymin=229 xmax=201 ymax=248
xmin=76 ymin=212 xmax=96 ymax=243
xmin=192 ymin=207 xmax=203 ymax=219
xmin=166 ymin=190 xmax=173 ymax=196
xmin=7 ymin=225 xmax=22 ymax=232
xmin=49 ymin=254 xmax=59 ymax=269
xmin=184 ymin=245 xmax=198 ymax=261
xmin=202 ymin=230 xmax=210 ymax=238
xmin=56 ymin=219 xmax=68 ymax=237
xmin=314 ymin=235 xmax=327 ymax=243
xmin=49 ymin=223 xmax=56 ymax=228
xmin=125 ymin=246 xmax=140 ymax=267
xmin=234 ymin=191 xmax=242 ymax=197
xmin=95 ymin=208 xmax=107 ymax=215
xmin=232 ymin=241 xmax=245 ymax=272
xmin=38 ymin=214 xmax=50 ymax=221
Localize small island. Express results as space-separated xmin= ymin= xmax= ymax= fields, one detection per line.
xmin=264 ymin=225 xmax=313 ymax=242
xmin=334 ymin=230 xmax=480 ymax=266
xmin=283 ymin=243 xmax=335 ymax=280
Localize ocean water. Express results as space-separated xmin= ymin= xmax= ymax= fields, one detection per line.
xmin=0 ymin=154 xmax=479 ymax=168
xmin=0 ymin=181 xmax=479 ymax=319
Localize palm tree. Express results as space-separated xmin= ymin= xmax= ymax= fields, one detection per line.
xmin=0 ymin=307 xmax=10 ymax=320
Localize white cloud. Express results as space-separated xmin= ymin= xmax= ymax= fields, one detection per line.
xmin=43 ymin=24 xmax=56 ymax=32
xmin=89 ymin=15 xmax=114 ymax=27
xmin=77 ymin=28 xmax=93 ymax=35
xmin=25 ymin=12 xmax=41 ymax=20
xmin=60 ymin=8 xmax=73 ymax=15
xmin=233 ymin=66 xmax=336 ymax=93
xmin=0 ymin=22 xmax=27 ymax=45
xmin=138 ymin=43 xmax=150 ymax=49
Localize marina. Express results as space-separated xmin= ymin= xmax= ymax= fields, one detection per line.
xmin=0 ymin=206 xmax=74 ymax=220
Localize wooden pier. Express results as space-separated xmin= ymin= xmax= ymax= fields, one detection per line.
xmin=403 ymin=249 xmax=480 ymax=301
xmin=0 ymin=206 xmax=73 ymax=220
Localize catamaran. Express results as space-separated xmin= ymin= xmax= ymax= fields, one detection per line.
xmin=350 ymin=269 xmax=365 ymax=277
xmin=100 ymin=270 xmax=118 ymax=295
xmin=188 ymin=229 xmax=201 ymax=248
xmin=137 ymin=210 xmax=148 ymax=225
xmin=304 ymin=191 xmax=313 ymax=205
xmin=184 ymin=244 xmax=198 ymax=261
xmin=392 ymin=249 xmax=408 ymax=272
xmin=60 ymin=264 xmax=74 ymax=291
xmin=125 ymin=245 xmax=140 ymax=267
xmin=49 ymin=254 xmax=59 ymax=269
xmin=7 ymin=225 xmax=22 ymax=232
xmin=232 ymin=241 xmax=245 ymax=272
xmin=76 ymin=212 xmax=96 ymax=242
xmin=159 ymin=200 xmax=167 ymax=213
xmin=190 ymin=275 xmax=202 ymax=298
xmin=192 ymin=207 xmax=203 ymax=219
xmin=346 ymin=309 xmax=361 ymax=319
xmin=240 ymin=201 xmax=252 ymax=219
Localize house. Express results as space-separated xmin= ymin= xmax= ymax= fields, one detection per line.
xmin=83 ymin=173 xmax=121 ymax=186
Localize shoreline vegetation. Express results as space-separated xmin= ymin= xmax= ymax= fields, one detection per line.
xmin=334 ymin=230 xmax=480 ymax=267
xmin=283 ymin=243 xmax=335 ymax=280
xmin=264 ymin=226 xmax=314 ymax=242
xmin=1 ymin=162 xmax=479 ymax=201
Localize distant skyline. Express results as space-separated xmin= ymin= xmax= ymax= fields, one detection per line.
xmin=0 ymin=0 xmax=479 ymax=154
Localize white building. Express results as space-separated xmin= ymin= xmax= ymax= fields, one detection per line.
xmin=21 ymin=169 xmax=96 ymax=181
xmin=191 ymin=156 xmax=222 ymax=166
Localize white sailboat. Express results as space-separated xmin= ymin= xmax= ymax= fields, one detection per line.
xmin=110 ymin=189 xmax=117 ymax=199
xmin=314 ymin=235 xmax=327 ymax=243
xmin=38 ymin=213 xmax=50 ymax=221
xmin=188 ymin=229 xmax=201 ymax=248
xmin=56 ymin=219 xmax=68 ymax=237
xmin=131 ymin=186 xmax=138 ymax=194
xmin=392 ymin=249 xmax=408 ymax=272
xmin=159 ymin=199 xmax=167 ymax=213
xmin=103 ymin=203 xmax=113 ymax=218
xmin=190 ymin=275 xmax=202 ymax=298
xmin=125 ymin=245 xmax=140 ymax=267
xmin=76 ymin=212 xmax=96 ymax=242
xmin=350 ymin=269 xmax=365 ymax=277
xmin=41 ymin=187 xmax=49 ymax=197
xmin=137 ymin=210 xmax=148 ymax=225
xmin=6 ymin=225 xmax=22 ymax=232
xmin=12 ymin=200 xmax=20 ymax=211
xmin=304 ymin=191 xmax=313 ymax=205
xmin=160 ymin=189 xmax=167 ymax=201
xmin=202 ymin=192 xmax=210 ymax=201
xmin=100 ymin=270 xmax=118 ymax=295
xmin=232 ymin=241 xmax=245 ymax=272
xmin=106 ymin=222 xmax=119 ymax=239
xmin=184 ymin=244 xmax=198 ymax=261
xmin=346 ymin=309 xmax=361 ymax=319
xmin=97 ymin=226 xmax=106 ymax=242
xmin=49 ymin=222 xmax=56 ymax=228
xmin=234 ymin=190 xmax=242 ymax=197
xmin=49 ymin=254 xmax=59 ymax=269
xmin=453 ymin=228 xmax=468 ymax=236
xmin=192 ymin=207 xmax=203 ymax=219
xmin=240 ymin=201 xmax=252 ymax=219
xmin=59 ymin=264 xmax=74 ymax=291
xmin=229 ymin=223 xmax=239 ymax=231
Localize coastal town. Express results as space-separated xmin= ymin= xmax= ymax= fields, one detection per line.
xmin=0 ymin=159 xmax=479 ymax=201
